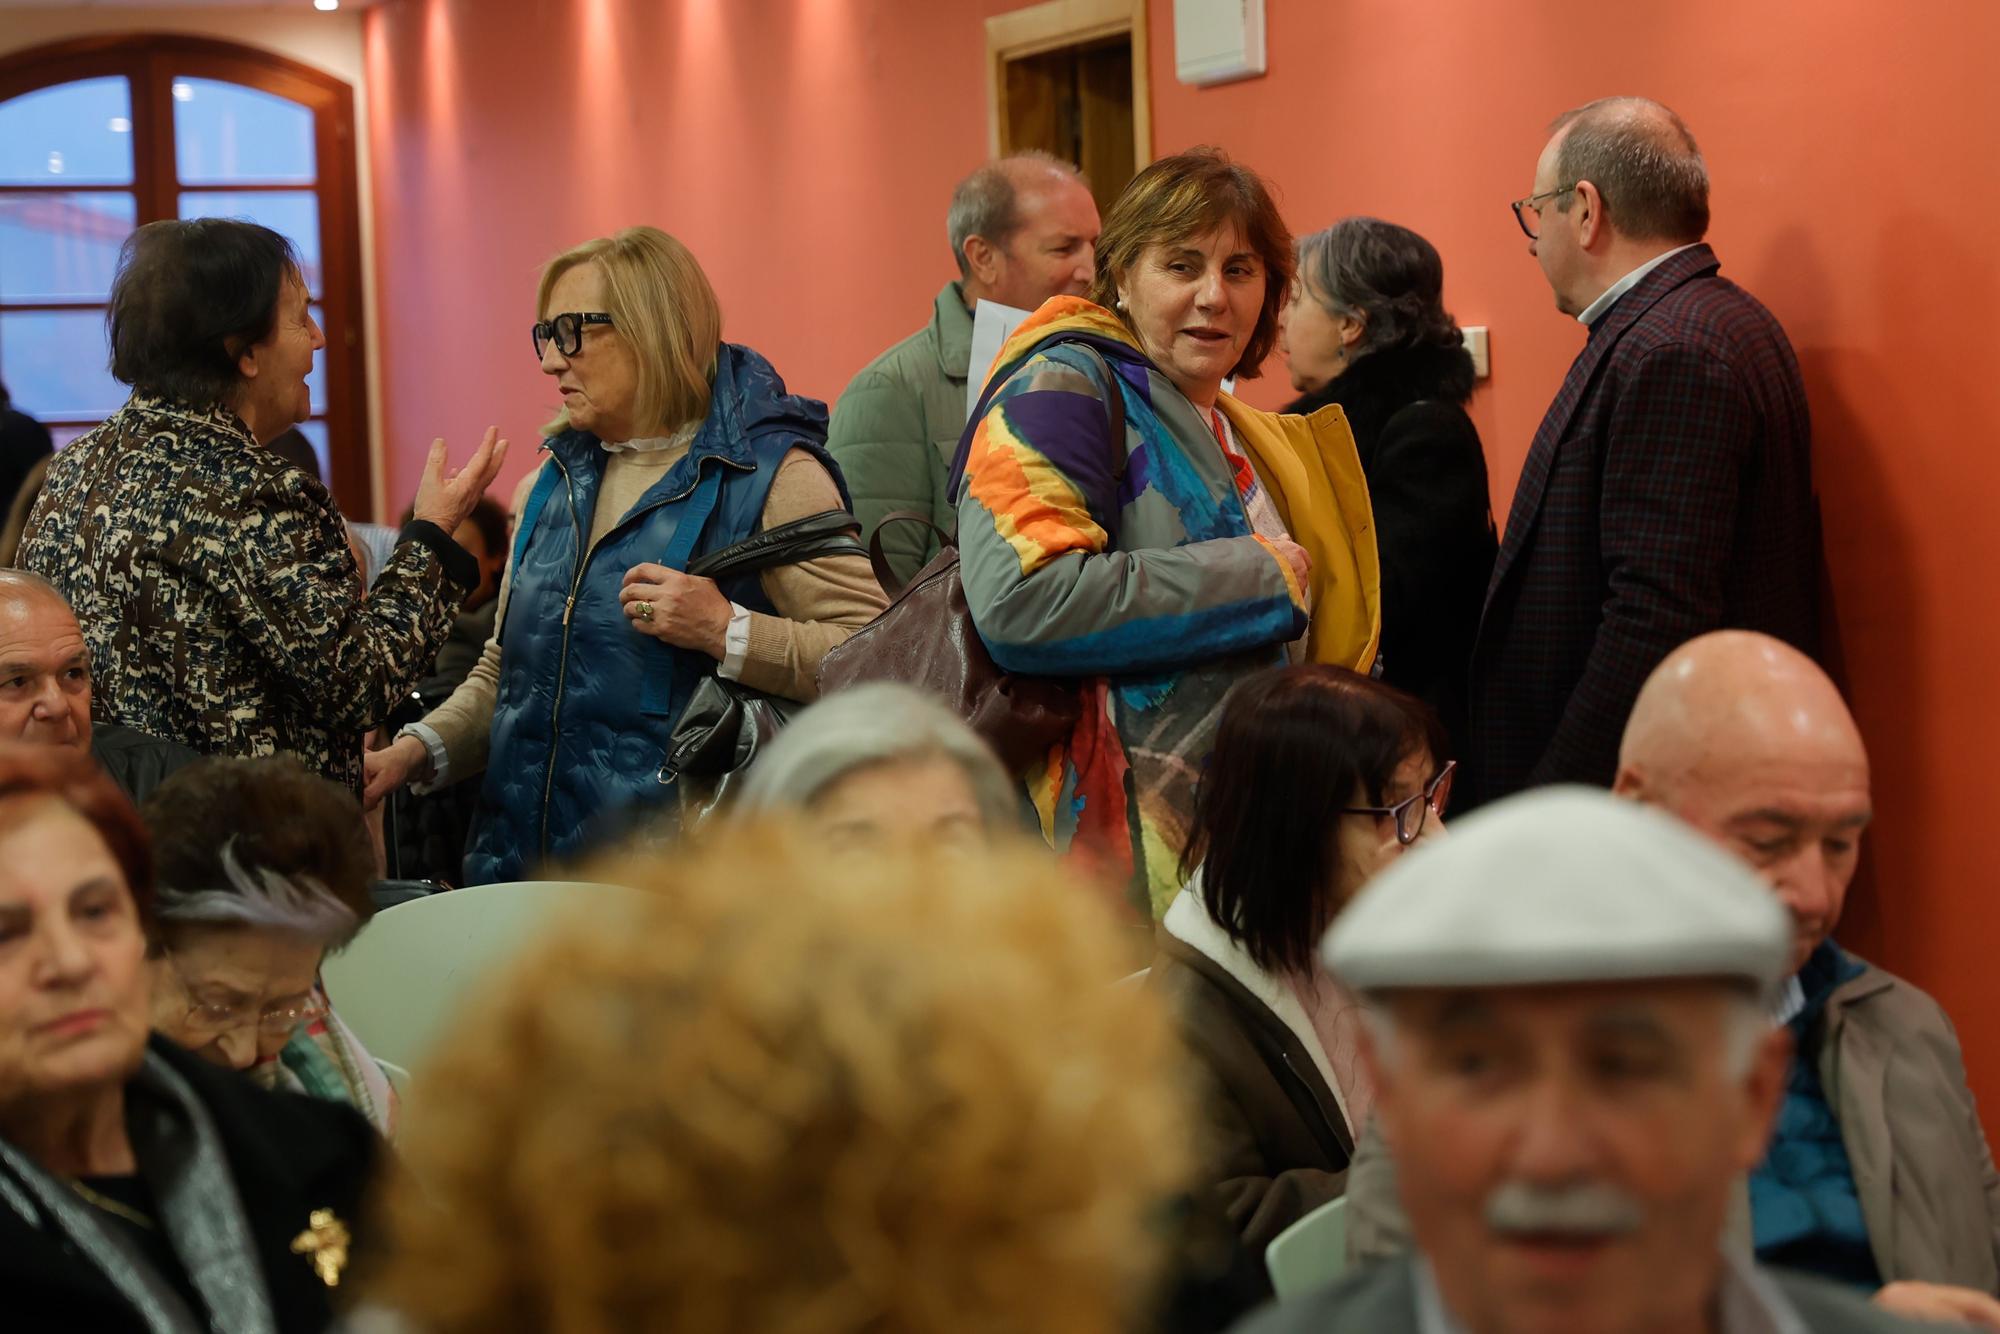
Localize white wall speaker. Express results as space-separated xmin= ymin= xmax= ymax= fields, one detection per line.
xmin=1174 ymin=0 xmax=1267 ymax=87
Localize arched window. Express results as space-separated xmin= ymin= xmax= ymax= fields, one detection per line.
xmin=0 ymin=35 xmax=371 ymax=511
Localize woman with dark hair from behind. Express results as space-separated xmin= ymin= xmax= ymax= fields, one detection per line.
xmin=1149 ymin=663 xmax=1451 ymax=1295
xmin=16 ymin=218 xmax=504 ymax=793
xmin=1278 ymin=218 xmax=1497 ymax=755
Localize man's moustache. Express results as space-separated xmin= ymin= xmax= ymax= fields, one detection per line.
xmin=1484 ymin=1180 xmax=1645 ymax=1239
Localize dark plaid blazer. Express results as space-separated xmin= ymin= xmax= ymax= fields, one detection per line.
xmin=1463 ymin=245 xmax=1819 ymax=809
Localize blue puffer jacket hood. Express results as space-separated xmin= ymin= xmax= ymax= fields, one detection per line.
xmin=686 ymin=343 xmax=848 ymax=504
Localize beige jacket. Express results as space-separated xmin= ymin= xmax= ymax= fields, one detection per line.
xmin=1346 ymin=958 xmax=2000 ymax=1293
xmin=1823 ymin=960 xmax=2000 ymax=1290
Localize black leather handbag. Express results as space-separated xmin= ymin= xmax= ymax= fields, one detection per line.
xmin=660 ymin=509 xmax=866 ymax=825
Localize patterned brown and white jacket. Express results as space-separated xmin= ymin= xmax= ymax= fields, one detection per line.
xmin=20 ymin=393 xmax=474 ymax=792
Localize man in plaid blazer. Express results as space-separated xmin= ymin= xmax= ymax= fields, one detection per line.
xmin=1464 ymin=97 xmax=1819 ymax=810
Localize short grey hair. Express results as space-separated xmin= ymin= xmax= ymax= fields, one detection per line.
xmin=155 ymin=837 xmax=360 ymax=948
xmin=737 ymin=684 xmax=1018 ymax=829
xmin=1549 ymin=96 xmax=1709 ymax=243
xmin=946 ymin=151 xmax=1082 ymax=279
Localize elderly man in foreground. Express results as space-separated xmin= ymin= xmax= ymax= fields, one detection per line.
xmin=1234 ymin=786 xmax=1938 ymax=1333
xmin=1338 ymin=631 xmax=2000 ymax=1328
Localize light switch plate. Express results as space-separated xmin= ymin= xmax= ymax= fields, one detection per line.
xmin=1463 ymin=326 xmax=1490 ymax=379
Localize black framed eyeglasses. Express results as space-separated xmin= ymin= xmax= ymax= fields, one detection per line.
xmin=1342 ymin=760 xmax=1457 ymax=846
xmin=1510 ymin=184 xmax=1578 ymax=240
xmin=531 ymin=310 xmax=614 ymax=359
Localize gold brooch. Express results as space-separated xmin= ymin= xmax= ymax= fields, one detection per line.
xmin=290 ymin=1207 xmax=351 ymax=1288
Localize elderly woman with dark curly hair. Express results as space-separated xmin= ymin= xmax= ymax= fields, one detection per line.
xmin=955 ymin=148 xmax=1382 ymax=917
xmin=0 ymin=744 xmax=376 ymax=1334
xmin=362 ymin=828 xmax=1195 ymax=1333
xmin=141 ymin=755 xmax=397 ymax=1136
xmin=17 ymin=218 xmax=504 ymax=794
xmin=1278 ymin=218 xmax=1497 ymax=754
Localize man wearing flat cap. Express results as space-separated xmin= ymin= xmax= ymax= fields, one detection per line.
xmin=1233 ymin=786 xmax=1939 ymax=1334
xmin=1333 ymin=632 xmax=2000 ymax=1329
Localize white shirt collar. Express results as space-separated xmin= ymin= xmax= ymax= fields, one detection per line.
xmin=1415 ymin=1249 xmax=1808 ymax=1334
xmin=1576 ymin=242 xmax=1704 ymax=328
xmin=1771 ymin=972 xmax=1808 ymax=1027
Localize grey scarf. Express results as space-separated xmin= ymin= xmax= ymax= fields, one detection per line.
xmin=0 ymin=1048 xmax=278 ymax=1334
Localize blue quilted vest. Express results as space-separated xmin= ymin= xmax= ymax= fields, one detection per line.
xmin=464 ymin=343 xmax=843 ymax=884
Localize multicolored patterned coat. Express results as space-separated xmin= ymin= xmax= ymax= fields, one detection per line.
xmin=19 ymin=393 xmax=473 ymax=791
xmin=956 ymin=301 xmax=1380 ymax=916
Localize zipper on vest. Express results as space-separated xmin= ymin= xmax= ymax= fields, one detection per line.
xmin=533 ymin=448 xmax=756 ymax=857
xmin=539 ymin=453 xmax=588 ymax=860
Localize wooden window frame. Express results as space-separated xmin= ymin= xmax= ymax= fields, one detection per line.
xmin=0 ymin=34 xmax=371 ymax=513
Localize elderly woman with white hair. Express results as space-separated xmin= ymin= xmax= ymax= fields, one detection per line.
xmin=141 ymin=754 xmax=397 ymax=1135
xmin=737 ymin=683 xmax=1019 ymax=853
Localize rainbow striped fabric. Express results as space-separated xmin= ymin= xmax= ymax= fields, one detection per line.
xmin=956 ymin=299 xmax=1378 ymax=916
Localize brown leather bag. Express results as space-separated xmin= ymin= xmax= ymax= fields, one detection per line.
xmin=816 ymin=339 xmax=1127 ymax=775
xmin=815 ymin=514 xmax=1080 ymax=775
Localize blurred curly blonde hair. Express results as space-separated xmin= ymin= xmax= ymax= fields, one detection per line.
xmin=369 ymin=827 xmax=1192 ymax=1334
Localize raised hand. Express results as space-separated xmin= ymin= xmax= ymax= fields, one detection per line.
xmin=411 ymin=426 xmax=510 ymax=534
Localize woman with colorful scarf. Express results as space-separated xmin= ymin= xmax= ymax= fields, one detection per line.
xmin=140 ymin=755 xmax=398 ymax=1137
xmin=956 ymin=148 xmax=1381 ymax=917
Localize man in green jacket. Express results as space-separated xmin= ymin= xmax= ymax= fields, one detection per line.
xmin=827 ymin=152 xmax=1099 ymax=586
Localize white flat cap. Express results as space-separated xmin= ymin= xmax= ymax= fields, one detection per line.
xmin=1321 ymin=787 xmax=1790 ymax=995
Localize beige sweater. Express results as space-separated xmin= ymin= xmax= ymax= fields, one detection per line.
xmin=416 ymin=439 xmax=885 ymax=781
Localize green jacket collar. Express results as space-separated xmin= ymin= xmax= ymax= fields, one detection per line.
xmin=931 ymin=280 xmax=974 ymax=383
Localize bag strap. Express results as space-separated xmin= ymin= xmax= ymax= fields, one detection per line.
xmin=511 ymin=459 xmax=563 ymax=572
xmin=1081 ymin=344 xmax=1128 ymax=478
xmin=637 ymin=463 xmax=729 ymax=718
xmin=685 ymin=509 xmax=865 ymax=581
xmin=659 ymin=462 xmax=726 ymax=573
xmin=947 ymin=336 xmax=1131 ymax=501
xmin=867 ymin=510 xmax=951 ymax=599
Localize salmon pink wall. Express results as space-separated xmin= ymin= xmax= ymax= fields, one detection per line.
xmin=367 ymin=0 xmax=2000 ymax=1128
xmin=1139 ymin=0 xmax=2000 ymax=1137
xmin=364 ymin=0 xmax=1019 ymax=509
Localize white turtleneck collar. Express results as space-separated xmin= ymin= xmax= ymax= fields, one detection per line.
xmin=599 ymin=420 xmax=698 ymax=455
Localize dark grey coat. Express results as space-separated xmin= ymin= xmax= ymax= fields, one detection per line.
xmin=1229 ymin=1255 xmax=1944 ymax=1334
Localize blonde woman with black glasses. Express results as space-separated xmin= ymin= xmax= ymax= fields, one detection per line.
xmin=364 ymin=227 xmax=884 ymax=883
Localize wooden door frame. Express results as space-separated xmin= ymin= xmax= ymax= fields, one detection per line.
xmin=986 ymin=0 xmax=1151 ymax=169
